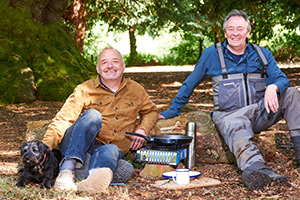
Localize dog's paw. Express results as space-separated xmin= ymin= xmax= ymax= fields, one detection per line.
xmin=43 ymin=184 xmax=52 ymax=189
xmin=42 ymin=179 xmax=54 ymax=189
xmin=16 ymin=181 xmax=25 ymax=188
xmin=16 ymin=175 xmax=31 ymax=188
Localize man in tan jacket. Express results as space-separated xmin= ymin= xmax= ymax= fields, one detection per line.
xmin=42 ymin=47 xmax=158 ymax=194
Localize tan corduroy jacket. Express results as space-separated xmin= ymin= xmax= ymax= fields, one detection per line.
xmin=42 ymin=75 xmax=158 ymax=154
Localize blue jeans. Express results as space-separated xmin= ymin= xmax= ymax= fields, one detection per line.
xmin=59 ymin=109 xmax=125 ymax=177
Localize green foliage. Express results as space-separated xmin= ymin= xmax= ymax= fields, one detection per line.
xmin=161 ymin=35 xmax=200 ymax=65
xmin=0 ymin=0 xmax=94 ymax=104
xmin=124 ymin=34 xmax=204 ymax=66
xmin=124 ymin=52 xmax=161 ymax=67
xmin=266 ymin=29 xmax=300 ymax=63
xmin=153 ymin=0 xmax=230 ymax=43
xmin=86 ymin=0 xmax=167 ymax=60
xmin=153 ymin=0 xmax=300 ymax=45
xmin=126 ymin=157 xmax=145 ymax=169
xmin=83 ymin=0 xmax=299 ymax=67
xmin=89 ymin=0 xmax=161 ymax=36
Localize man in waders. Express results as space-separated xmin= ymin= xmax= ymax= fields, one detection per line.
xmin=158 ymin=9 xmax=300 ymax=190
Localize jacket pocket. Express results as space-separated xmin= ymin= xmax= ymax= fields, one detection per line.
xmin=121 ymin=98 xmax=141 ymax=120
xmin=247 ymin=75 xmax=266 ymax=105
xmin=86 ymin=99 xmax=112 ymax=113
xmin=219 ymin=78 xmax=246 ymax=111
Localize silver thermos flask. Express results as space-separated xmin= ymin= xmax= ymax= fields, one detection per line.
xmin=186 ymin=121 xmax=196 ymax=169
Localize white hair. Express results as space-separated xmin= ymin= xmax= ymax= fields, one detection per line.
xmin=223 ymin=9 xmax=251 ymax=32
xmin=97 ymin=47 xmax=124 ymax=66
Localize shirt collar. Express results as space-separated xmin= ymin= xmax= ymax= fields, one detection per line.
xmin=99 ymin=76 xmax=110 ymax=90
xmin=94 ymin=75 xmax=126 ymax=91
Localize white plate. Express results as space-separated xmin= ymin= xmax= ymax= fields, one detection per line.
xmin=162 ymin=171 xmax=201 ymax=178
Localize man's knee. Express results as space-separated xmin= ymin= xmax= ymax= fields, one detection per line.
xmin=103 ymin=144 xmax=120 ymax=155
xmin=286 ymin=87 xmax=299 ymax=93
xmin=95 ymin=144 xmax=120 ymax=158
xmin=84 ymin=109 xmax=102 ymax=123
xmin=218 ymin=120 xmax=253 ymax=148
xmin=283 ymin=87 xmax=300 ymax=100
xmin=222 ymin=120 xmax=250 ymax=136
xmin=232 ymin=136 xmax=252 ymax=155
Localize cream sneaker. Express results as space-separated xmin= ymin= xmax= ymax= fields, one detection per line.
xmin=54 ymin=169 xmax=77 ymax=191
xmin=77 ymin=167 xmax=113 ymax=194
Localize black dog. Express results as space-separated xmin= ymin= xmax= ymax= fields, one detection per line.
xmin=16 ymin=140 xmax=61 ymax=189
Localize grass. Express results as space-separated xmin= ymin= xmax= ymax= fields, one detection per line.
xmin=0 ymin=174 xmax=131 ymax=199
xmin=0 ymin=175 xmax=71 ymax=199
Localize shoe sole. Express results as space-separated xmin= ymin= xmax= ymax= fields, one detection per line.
xmin=54 ymin=170 xmax=77 ymax=191
xmin=242 ymin=170 xmax=288 ymax=190
xmin=54 ymin=182 xmax=77 ymax=191
xmin=77 ymin=167 xmax=113 ymax=194
xmin=242 ymin=171 xmax=272 ymax=190
xmin=270 ymin=175 xmax=288 ymax=186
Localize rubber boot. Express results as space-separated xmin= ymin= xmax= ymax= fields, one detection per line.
xmin=242 ymin=168 xmax=287 ymax=190
xmin=291 ymin=136 xmax=300 ymax=171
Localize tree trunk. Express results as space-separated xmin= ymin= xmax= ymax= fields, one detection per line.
xmin=64 ymin=0 xmax=87 ymax=55
xmin=129 ymin=25 xmax=137 ymax=60
xmin=42 ymin=0 xmax=68 ymax=24
xmin=198 ymin=38 xmax=203 ymax=59
xmin=214 ymin=28 xmax=221 ymax=44
xmin=11 ymin=0 xmax=87 ymax=54
xmin=9 ymin=0 xmax=68 ymax=24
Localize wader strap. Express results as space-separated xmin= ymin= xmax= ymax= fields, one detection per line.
xmin=252 ymin=44 xmax=268 ymax=78
xmin=216 ymin=42 xmax=228 ymax=79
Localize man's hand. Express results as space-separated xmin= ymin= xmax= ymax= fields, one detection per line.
xmin=158 ymin=114 xmax=166 ymax=120
xmin=130 ymin=128 xmax=147 ymax=150
xmin=264 ymin=84 xmax=279 ymax=113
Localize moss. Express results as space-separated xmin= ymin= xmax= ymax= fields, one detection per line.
xmin=0 ymin=0 xmax=94 ymax=104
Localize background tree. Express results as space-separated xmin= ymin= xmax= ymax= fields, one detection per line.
xmin=9 ymin=0 xmax=68 ymax=24
xmin=63 ymin=0 xmax=87 ymax=55
xmin=87 ymin=0 xmax=164 ymax=64
xmin=153 ymin=0 xmax=299 ymax=57
xmin=0 ymin=0 xmax=94 ymax=104
xmin=1 ymin=0 xmax=299 ymax=104
xmin=242 ymin=0 xmax=299 ymax=44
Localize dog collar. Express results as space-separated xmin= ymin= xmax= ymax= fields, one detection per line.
xmin=38 ymin=153 xmax=47 ymax=167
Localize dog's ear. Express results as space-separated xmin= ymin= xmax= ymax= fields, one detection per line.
xmin=20 ymin=141 xmax=27 ymax=152
xmin=20 ymin=141 xmax=27 ymax=148
xmin=38 ymin=141 xmax=49 ymax=153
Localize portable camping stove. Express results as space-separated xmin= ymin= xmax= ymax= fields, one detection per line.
xmin=132 ymin=122 xmax=197 ymax=167
xmin=135 ymin=143 xmax=188 ymax=166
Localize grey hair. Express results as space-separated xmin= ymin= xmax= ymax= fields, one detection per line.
xmin=223 ymin=9 xmax=251 ymax=32
xmin=97 ymin=47 xmax=124 ymax=66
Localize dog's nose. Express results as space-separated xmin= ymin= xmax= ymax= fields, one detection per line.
xmin=23 ymin=153 xmax=32 ymax=162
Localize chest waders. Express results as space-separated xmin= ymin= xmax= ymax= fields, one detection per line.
xmin=211 ymin=43 xmax=271 ymax=171
xmin=212 ymin=42 xmax=268 ymax=111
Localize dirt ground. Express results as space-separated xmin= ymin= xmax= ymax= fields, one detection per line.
xmin=0 ymin=68 xmax=300 ymax=199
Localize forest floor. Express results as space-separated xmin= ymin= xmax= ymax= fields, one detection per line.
xmin=0 ymin=66 xmax=299 ymax=199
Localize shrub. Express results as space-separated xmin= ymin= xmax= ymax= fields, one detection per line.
xmin=267 ymin=29 xmax=300 ymax=63
xmin=124 ymin=53 xmax=161 ymax=66
xmin=161 ymin=36 xmax=200 ymax=66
